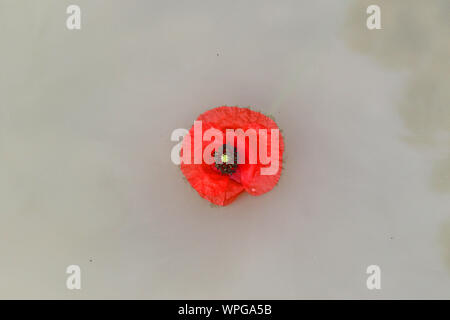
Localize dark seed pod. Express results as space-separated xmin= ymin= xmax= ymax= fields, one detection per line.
xmin=214 ymin=144 xmax=238 ymax=175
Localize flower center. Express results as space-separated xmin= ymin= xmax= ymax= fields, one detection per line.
xmin=214 ymin=144 xmax=238 ymax=175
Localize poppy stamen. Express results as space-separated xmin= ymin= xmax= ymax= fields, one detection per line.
xmin=214 ymin=144 xmax=238 ymax=175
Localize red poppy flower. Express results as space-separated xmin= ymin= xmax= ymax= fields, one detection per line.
xmin=180 ymin=106 xmax=284 ymax=206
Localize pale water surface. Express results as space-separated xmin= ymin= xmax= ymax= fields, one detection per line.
xmin=0 ymin=0 xmax=449 ymax=299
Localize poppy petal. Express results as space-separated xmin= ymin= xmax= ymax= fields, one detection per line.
xmin=180 ymin=162 xmax=245 ymax=206
xmin=239 ymin=128 xmax=284 ymax=196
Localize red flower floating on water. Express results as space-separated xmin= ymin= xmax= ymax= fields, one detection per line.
xmin=180 ymin=106 xmax=284 ymax=206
